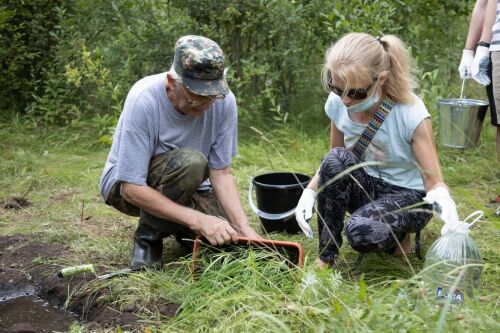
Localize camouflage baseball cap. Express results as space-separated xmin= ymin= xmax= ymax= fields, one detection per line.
xmin=173 ymin=35 xmax=228 ymax=96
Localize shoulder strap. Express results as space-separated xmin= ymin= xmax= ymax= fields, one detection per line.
xmin=351 ymin=97 xmax=396 ymax=160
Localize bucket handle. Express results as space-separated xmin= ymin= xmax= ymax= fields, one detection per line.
xmin=247 ymin=180 xmax=296 ymax=221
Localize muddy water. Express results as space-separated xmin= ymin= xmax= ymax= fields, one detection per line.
xmin=0 ymin=295 xmax=78 ymax=332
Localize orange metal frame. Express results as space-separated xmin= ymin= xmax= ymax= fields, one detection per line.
xmin=191 ymin=236 xmax=304 ymax=273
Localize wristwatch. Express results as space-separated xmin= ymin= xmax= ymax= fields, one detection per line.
xmin=477 ymin=41 xmax=491 ymax=48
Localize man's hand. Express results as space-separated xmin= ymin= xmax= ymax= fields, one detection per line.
xmin=294 ymin=188 xmax=316 ymax=238
xmin=471 ymin=45 xmax=491 ymax=85
xmin=458 ymin=49 xmax=474 ymax=79
xmin=237 ymin=225 xmax=262 ymax=239
xmin=209 ymin=166 xmax=261 ymax=240
xmin=193 ymin=213 xmax=239 ymax=246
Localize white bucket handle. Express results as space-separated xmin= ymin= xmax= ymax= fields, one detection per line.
xmin=463 ymin=210 xmax=484 ymax=228
xmin=247 ymin=180 xmax=296 ymax=221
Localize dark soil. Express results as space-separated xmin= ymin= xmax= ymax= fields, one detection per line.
xmin=1 ymin=197 xmax=32 ymax=210
xmin=0 ymin=235 xmax=180 ymax=332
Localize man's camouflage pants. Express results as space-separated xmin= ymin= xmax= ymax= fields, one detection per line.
xmin=106 ymin=148 xmax=225 ymax=236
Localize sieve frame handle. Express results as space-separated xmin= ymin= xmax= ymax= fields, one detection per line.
xmin=247 ymin=180 xmax=296 ymax=221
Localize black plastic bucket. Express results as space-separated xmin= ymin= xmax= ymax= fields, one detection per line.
xmin=248 ymin=172 xmax=311 ymax=234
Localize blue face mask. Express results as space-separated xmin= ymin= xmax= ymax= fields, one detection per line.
xmin=329 ymin=86 xmax=381 ymax=115
xmin=346 ymin=90 xmax=381 ymax=113
xmin=329 ymin=92 xmax=347 ymax=114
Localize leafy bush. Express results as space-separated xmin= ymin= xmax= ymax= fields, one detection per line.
xmin=1 ymin=0 xmax=475 ymax=131
xmin=21 ymin=0 xmax=194 ymax=125
xmin=0 ymin=0 xmax=65 ymax=115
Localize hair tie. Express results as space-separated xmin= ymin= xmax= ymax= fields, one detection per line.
xmin=376 ymin=36 xmax=388 ymax=50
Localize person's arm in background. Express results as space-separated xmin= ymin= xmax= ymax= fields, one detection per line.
xmin=459 ymin=0 xmax=489 ymax=79
xmin=466 ymin=0 xmax=489 ymax=49
xmin=479 ymin=0 xmax=497 ymax=43
xmin=209 ymin=166 xmax=261 ymax=239
xmin=471 ymin=0 xmax=497 ymax=84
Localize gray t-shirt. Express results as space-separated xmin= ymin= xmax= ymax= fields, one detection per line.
xmin=99 ymin=72 xmax=238 ymax=201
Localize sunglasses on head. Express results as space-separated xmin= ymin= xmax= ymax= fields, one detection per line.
xmin=328 ymin=78 xmax=374 ymax=100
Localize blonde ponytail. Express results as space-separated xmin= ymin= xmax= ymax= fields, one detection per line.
xmin=380 ymin=35 xmax=418 ymax=103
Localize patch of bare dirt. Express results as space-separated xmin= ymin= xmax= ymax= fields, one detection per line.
xmin=1 ymin=197 xmax=32 ymax=210
xmin=47 ymin=189 xmax=81 ymax=205
xmin=77 ymin=216 xmax=135 ymax=239
xmin=0 ymin=235 xmax=180 ymax=332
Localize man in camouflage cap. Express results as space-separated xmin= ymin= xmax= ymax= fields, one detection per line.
xmin=100 ymin=35 xmax=260 ymax=270
xmin=174 ymin=35 xmax=228 ymax=96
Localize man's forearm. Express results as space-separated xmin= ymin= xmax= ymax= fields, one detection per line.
xmin=121 ymin=181 xmax=240 ymax=245
xmin=121 ymin=182 xmax=200 ymax=229
xmin=209 ymin=167 xmax=249 ymax=231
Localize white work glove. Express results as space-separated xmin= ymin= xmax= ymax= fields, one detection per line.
xmin=440 ymin=220 xmax=467 ymax=236
xmin=458 ymin=49 xmax=474 ymax=79
xmin=423 ymin=187 xmax=461 ymax=236
xmin=471 ymin=45 xmax=491 ymax=85
xmin=294 ymin=188 xmax=316 ymax=238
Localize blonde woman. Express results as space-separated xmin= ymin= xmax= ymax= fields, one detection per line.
xmin=294 ymin=33 xmax=460 ymax=269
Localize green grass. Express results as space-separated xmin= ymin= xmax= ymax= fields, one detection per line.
xmin=0 ymin=118 xmax=498 ymax=333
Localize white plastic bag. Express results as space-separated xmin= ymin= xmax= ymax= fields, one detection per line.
xmin=423 ymin=211 xmax=484 ymax=303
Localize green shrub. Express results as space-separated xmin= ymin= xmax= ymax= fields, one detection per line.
xmin=0 ymin=0 xmax=65 ymax=115
xmin=1 ymin=0 xmax=475 ymax=132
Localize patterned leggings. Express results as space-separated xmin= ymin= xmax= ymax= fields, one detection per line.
xmin=317 ymin=147 xmax=432 ymax=263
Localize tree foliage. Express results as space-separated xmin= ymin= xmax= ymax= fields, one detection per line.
xmin=0 ymin=0 xmax=473 ymax=128
xmin=0 ymin=0 xmax=64 ymax=114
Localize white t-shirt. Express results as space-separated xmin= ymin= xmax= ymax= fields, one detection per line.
xmin=325 ymin=92 xmax=430 ymax=191
xmin=99 ymin=72 xmax=238 ymax=200
xmin=490 ymin=0 xmax=500 ymax=52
